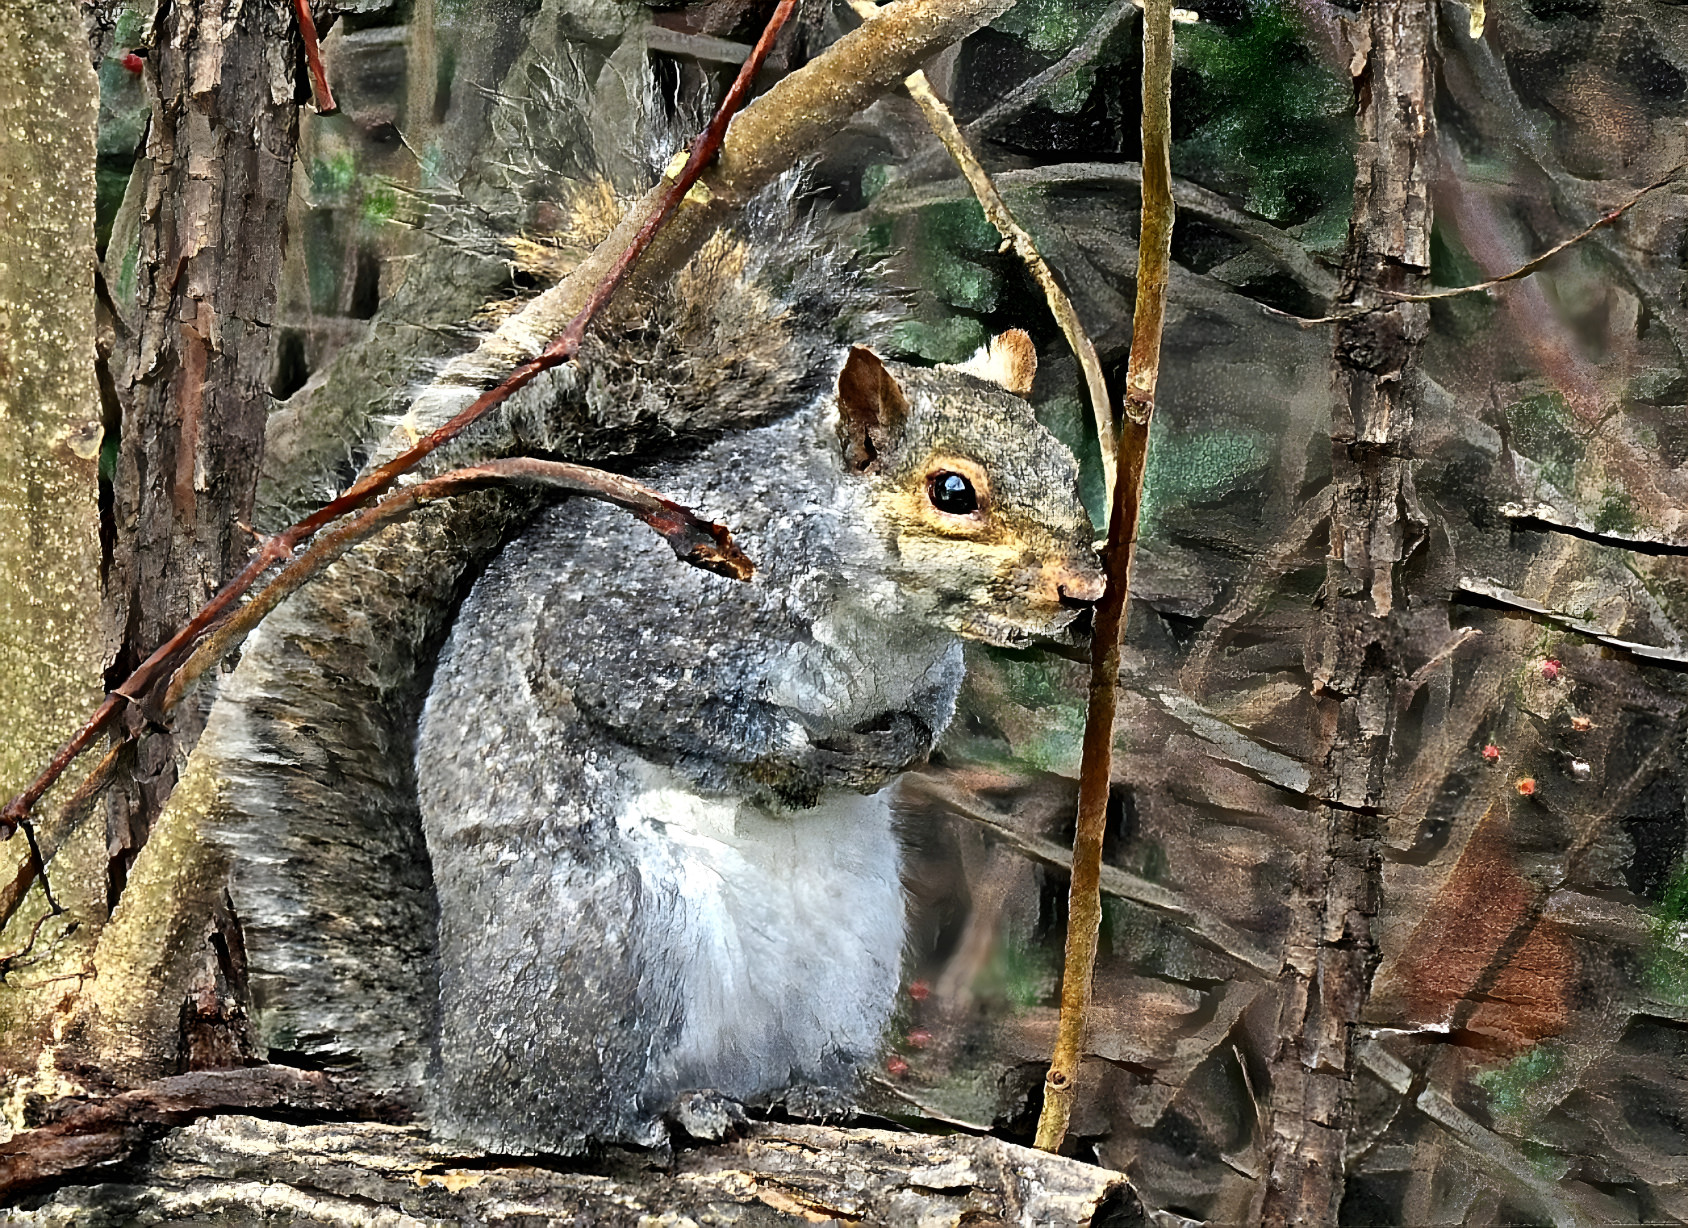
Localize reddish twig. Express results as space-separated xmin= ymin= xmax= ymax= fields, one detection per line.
xmin=161 ymin=459 xmax=754 ymax=713
xmin=0 ymin=0 xmax=796 ymax=840
xmin=0 ymin=744 xmax=126 ymax=938
xmin=291 ymin=0 xmax=338 ymax=115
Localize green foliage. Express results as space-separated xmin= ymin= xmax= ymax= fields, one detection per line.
xmin=1645 ymin=861 xmax=1688 ymax=1006
xmin=95 ymin=164 xmax=131 ymax=251
xmin=1141 ymin=425 xmax=1272 ymax=534
xmin=311 ymin=148 xmax=404 ymax=232
xmin=1428 ymin=223 xmax=1494 ymax=335
xmin=360 ymin=179 xmax=400 ymax=227
xmin=861 ymin=163 xmax=896 ymax=202
xmin=887 ymin=201 xmax=1006 ymax=362
xmin=1593 ymin=487 xmax=1640 ymax=534
xmin=932 ymin=257 xmax=1000 ymax=314
xmin=977 ymin=923 xmax=1058 ymax=1009
xmin=993 ymin=0 xmax=1111 ymax=54
xmin=891 ymin=317 xmax=989 ymax=364
xmin=1044 ymin=65 xmax=1097 ymax=114
xmin=310 ymin=151 xmax=358 ymax=201
xmin=921 ymin=202 xmax=1002 ymax=311
xmin=94 ymin=6 xmax=151 ymax=249
xmin=925 ymin=199 xmax=1000 ymax=256
xmin=1476 ymin=1045 xmax=1563 ymax=1121
xmin=989 ymin=649 xmax=1074 ymax=710
xmin=115 ymin=241 xmax=138 ymax=308
xmin=1505 ymin=391 xmax=1584 ymax=492
xmin=113 ymin=4 xmax=143 ymax=44
xmin=1037 ymin=394 xmax=1107 ymax=530
xmin=1174 ymin=0 xmax=1353 ymax=224
xmin=975 ymin=648 xmax=1088 ymax=774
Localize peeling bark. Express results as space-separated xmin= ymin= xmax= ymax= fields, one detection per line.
xmin=1258 ymin=1 xmax=1437 ymax=1223
xmin=105 ymin=0 xmax=305 ymax=904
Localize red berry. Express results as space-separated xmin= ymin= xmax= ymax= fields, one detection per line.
xmin=1482 ymin=744 xmax=1501 ymax=763
xmin=120 ymin=51 xmax=144 ymax=74
xmin=885 ymin=1055 xmax=910 ymax=1077
xmin=1516 ymin=777 xmax=1536 ymax=796
xmin=907 ymin=980 xmax=930 ymax=1002
xmin=907 ymin=1028 xmax=932 ymax=1049
xmin=1541 ymin=659 xmax=1561 ymax=682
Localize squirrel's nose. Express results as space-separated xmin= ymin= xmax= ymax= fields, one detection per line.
xmin=1051 ymin=562 xmax=1106 ymax=608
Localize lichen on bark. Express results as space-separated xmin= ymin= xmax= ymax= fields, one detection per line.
xmin=0 ymin=0 xmax=108 ymax=1119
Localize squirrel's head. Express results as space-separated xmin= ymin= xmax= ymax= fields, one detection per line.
xmin=835 ymin=332 xmax=1106 ymax=649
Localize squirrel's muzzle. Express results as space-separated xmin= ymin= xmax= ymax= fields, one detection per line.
xmin=1045 ymin=559 xmax=1107 ymax=611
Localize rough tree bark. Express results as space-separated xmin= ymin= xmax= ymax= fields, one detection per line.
xmin=5 ymin=1113 xmax=1137 ymax=1225
xmin=104 ymin=0 xmax=307 ymax=907
xmin=1258 ymin=0 xmax=1436 ymax=1222
xmin=0 ymin=3 xmax=105 ymax=806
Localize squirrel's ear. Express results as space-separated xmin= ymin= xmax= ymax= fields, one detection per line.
xmin=837 ymin=346 xmax=909 ymax=473
xmin=955 ymin=329 xmax=1037 ymax=397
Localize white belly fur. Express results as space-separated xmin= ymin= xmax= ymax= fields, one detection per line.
xmin=616 ymin=759 xmax=905 ymax=1100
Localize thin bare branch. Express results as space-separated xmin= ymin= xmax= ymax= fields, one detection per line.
xmin=1456 ymin=578 xmax=1688 ymax=669
xmin=3 ymin=0 xmax=1026 ymax=840
xmin=1501 ymin=501 xmax=1688 ymax=555
xmin=873 ymin=162 xmax=1339 ymax=304
xmin=907 ymin=776 xmax=1279 ymax=974
xmin=1282 ymin=165 xmax=1686 ymax=327
xmin=849 ymin=0 xmax=1116 ymax=507
xmin=1385 ymin=165 xmax=1683 ymax=302
xmin=1035 ymin=0 xmax=1176 ymax=1155
xmin=0 ymin=909 xmax=55 ymax=979
xmin=966 ymin=0 xmax=1137 ymax=139
xmin=0 ymin=745 xmax=124 ymax=938
xmin=645 ymin=25 xmax=752 ymax=65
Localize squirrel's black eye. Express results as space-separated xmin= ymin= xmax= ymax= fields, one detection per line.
xmin=928 ymin=471 xmax=979 ymax=516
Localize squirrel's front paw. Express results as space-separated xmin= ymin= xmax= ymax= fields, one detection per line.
xmin=669 ymin=1090 xmax=751 ymax=1142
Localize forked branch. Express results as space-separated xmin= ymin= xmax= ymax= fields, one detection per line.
xmin=3 ymin=0 xmax=1027 ymax=841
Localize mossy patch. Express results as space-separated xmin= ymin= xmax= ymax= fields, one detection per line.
xmin=1476 ymin=1044 xmax=1563 ymax=1121
xmin=1173 ymin=0 xmax=1353 ymax=224
xmin=1505 ymin=391 xmax=1584 ymax=493
xmin=1141 ymin=425 xmax=1272 ymax=535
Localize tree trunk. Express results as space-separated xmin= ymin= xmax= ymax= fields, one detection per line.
xmin=1259 ymin=0 xmax=1436 ymax=1222
xmin=0 ymin=0 xmax=107 ymax=1054
xmin=104 ymin=0 xmax=305 ymax=907
xmin=0 ymin=2 xmax=106 ymax=802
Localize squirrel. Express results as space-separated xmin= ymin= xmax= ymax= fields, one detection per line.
xmin=417 ymin=339 xmax=1104 ymax=1152
xmin=184 ymin=48 xmax=1103 ymax=1156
